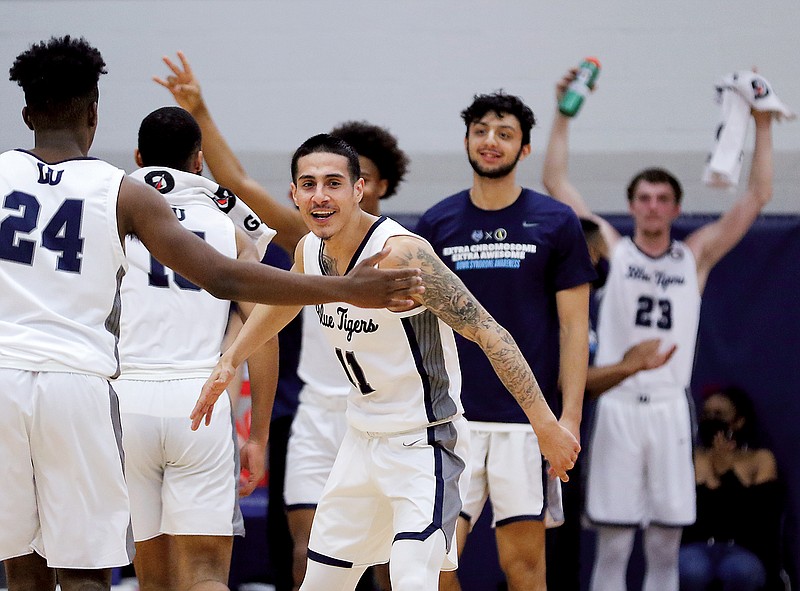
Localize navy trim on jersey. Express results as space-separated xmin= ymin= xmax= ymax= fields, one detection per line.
xmin=345 ymin=216 xmax=388 ymax=275
xmin=307 ymin=549 xmax=353 ymax=569
xmin=14 ymin=148 xmax=98 ymax=164
xmin=401 ymin=312 xmax=456 ymax=424
xmin=630 ymin=237 xmax=678 ymax=260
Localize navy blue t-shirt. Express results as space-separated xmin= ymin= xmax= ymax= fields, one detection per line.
xmin=416 ymin=188 xmax=596 ymax=423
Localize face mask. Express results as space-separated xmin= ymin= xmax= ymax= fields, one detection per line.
xmin=697 ymin=417 xmax=734 ymax=448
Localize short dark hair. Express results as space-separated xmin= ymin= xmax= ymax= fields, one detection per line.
xmin=461 ymin=91 xmax=536 ymax=146
xmin=626 ymin=168 xmax=683 ymax=204
xmin=138 ymin=106 xmax=202 ymax=171
xmin=291 ymin=134 xmax=361 ymax=185
xmin=330 ymin=121 xmax=409 ymax=199
xmin=9 ymin=35 xmax=106 ymax=129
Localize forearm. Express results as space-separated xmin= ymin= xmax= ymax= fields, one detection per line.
xmin=476 ymin=323 xmax=559 ymax=432
xmin=542 ymin=113 xmax=571 ymax=193
xmin=558 ymin=320 xmax=588 ymax=423
xmin=746 ymin=115 xmax=774 ymax=207
xmin=586 ymin=363 xmax=634 ymax=398
xmin=191 ymin=105 xmax=307 ymax=250
xmin=245 ymin=336 xmax=278 ymax=446
xmin=198 ymin=257 xmax=349 ymax=307
xmin=189 ymin=103 xmax=248 ymax=189
xmin=222 ymin=303 xmax=296 ymax=371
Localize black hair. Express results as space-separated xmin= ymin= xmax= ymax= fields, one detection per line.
xmin=461 ymin=91 xmax=536 ymax=146
xmin=291 ymin=133 xmax=361 ymax=185
xmin=330 ymin=121 xmax=409 ymax=199
xmin=626 ymin=168 xmax=683 ymax=204
xmin=138 ymin=106 xmax=202 ymax=171
xmin=9 ymin=35 xmax=106 ymax=129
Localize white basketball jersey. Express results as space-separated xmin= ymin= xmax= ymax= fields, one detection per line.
xmin=297 ymin=306 xmax=353 ymax=398
xmin=0 ymin=150 xmax=128 ymax=377
xmin=303 ymin=217 xmax=463 ymax=433
xmin=595 ymin=237 xmax=700 ymax=401
xmin=119 ymin=167 xmax=236 ymax=379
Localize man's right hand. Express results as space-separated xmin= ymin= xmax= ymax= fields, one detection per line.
xmin=346 ymin=247 xmax=423 ymax=309
xmin=154 ymin=51 xmax=205 ymax=115
xmin=191 ymin=358 xmax=236 ymax=430
xmin=537 ymin=420 xmax=581 ymax=483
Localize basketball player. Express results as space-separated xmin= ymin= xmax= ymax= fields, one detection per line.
xmin=416 ymin=91 xmax=596 ymax=591
xmin=0 ymin=36 xmax=420 ymax=591
xmin=114 ymin=106 xmax=279 ymax=591
xmin=191 ymin=134 xmax=580 ymax=591
xmin=542 ymin=67 xmax=774 ymax=591
xmin=155 ymin=51 xmax=409 ymax=591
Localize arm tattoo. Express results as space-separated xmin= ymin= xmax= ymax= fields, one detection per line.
xmin=397 ymin=241 xmax=546 ymax=410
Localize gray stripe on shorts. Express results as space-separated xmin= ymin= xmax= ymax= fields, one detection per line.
xmin=104 ymin=266 xmax=125 ymax=379
xmin=402 ymin=311 xmax=457 ymax=423
xmin=228 ymin=403 xmax=245 ymax=537
xmin=107 ymin=382 xmax=135 ymax=561
xmin=394 ymin=421 xmax=465 ymax=551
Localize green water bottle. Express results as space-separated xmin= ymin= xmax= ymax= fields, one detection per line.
xmin=558 ymin=57 xmax=601 ymax=117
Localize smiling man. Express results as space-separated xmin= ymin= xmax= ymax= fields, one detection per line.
xmin=416 ymin=92 xmax=596 ymax=591
xmin=191 ymin=133 xmax=580 ymax=591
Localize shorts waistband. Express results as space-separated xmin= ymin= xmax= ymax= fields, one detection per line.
xmin=362 ymin=415 xmax=459 ymax=439
xmin=298 ymin=386 xmax=349 ymax=411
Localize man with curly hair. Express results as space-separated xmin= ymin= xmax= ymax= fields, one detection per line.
xmin=416 ymin=92 xmax=596 ymax=591
xmin=155 ymin=52 xmax=410 ymax=591
xmin=0 ymin=36 xmax=421 ymax=591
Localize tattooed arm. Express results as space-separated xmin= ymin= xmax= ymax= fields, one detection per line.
xmin=383 ymin=235 xmax=580 ymax=482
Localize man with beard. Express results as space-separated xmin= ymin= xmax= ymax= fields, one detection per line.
xmin=416 ymin=92 xmax=596 ymax=591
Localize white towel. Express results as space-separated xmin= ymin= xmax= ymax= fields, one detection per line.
xmin=703 ymin=71 xmax=795 ymax=189
xmin=130 ymin=166 xmax=276 ymax=258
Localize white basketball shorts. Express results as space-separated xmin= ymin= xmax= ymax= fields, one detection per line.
xmin=585 ymin=392 xmax=696 ymax=526
xmin=115 ymin=377 xmax=243 ymax=541
xmin=0 ymin=369 xmax=133 ymax=568
xmin=284 ymin=386 xmax=349 ymax=508
xmin=307 ymin=417 xmax=470 ymax=571
xmin=460 ymin=421 xmax=563 ymax=529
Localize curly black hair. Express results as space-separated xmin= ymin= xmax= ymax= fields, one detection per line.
xmin=9 ymin=35 xmax=106 ymax=128
xmin=461 ymin=91 xmax=536 ymax=146
xmin=330 ymin=121 xmax=409 ymax=199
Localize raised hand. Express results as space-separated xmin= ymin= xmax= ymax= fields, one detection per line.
xmin=153 ymin=51 xmax=205 ymax=114
xmin=347 ymin=247 xmax=424 ymax=309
